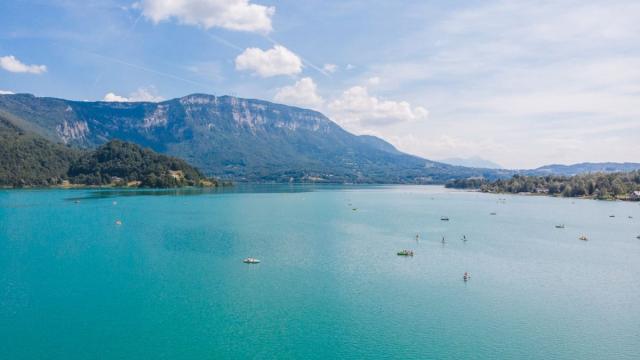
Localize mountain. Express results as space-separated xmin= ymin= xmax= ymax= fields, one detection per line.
xmin=0 ymin=109 xmax=212 ymax=188
xmin=0 ymin=93 xmax=510 ymax=183
xmin=441 ymin=156 xmax=502 ymax=169
xmin=529 ymin=162 xmax=640 ymax=176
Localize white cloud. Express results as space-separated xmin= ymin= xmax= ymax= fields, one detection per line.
xmin=368 ymin=76 xmax=380 ymax=85
xmin=328 ymin=85 xmax=428 ymax=127
xmin=0 ymin=90 xmax=15 ymax=95
xmin=129 ymin=87 xmax=164 ymax=102
xmin=0 ymin=55 xmax=47 ymax=74
xmin=322 ymin=63 xmax=337 ymax=73
xmin=102 ymin=87 xmax=164 ymax=102
xmin=274 ymin=77 xmax=324 ymax=109
xmin=354 ymin=0 xmax=640 ymax=167
xmin=103 ymin=92 xmax=129 ymax=102
xmin=235 ymin=45 xmax=302 ymax=77
xmin=137 ymin=0 xmax=274 ymax=33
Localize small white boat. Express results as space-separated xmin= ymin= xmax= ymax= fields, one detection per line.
xmin=243 ymin=257 xmax=261 ymax=264
xmin=115 ymin=220 xmax=122 ymax=225
xmin=579 ymin=235 xmax=588 ymax=241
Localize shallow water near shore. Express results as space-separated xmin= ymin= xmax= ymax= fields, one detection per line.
xmin=1 ymin=185 xmax=639 ymax=359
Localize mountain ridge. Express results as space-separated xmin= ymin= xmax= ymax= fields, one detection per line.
xmin=0 ymin=92 xmax=510 ymax=183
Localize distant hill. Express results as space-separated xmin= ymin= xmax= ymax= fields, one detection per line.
xmin=441 ymin=156 xmax=502 ymax=169
xmin=528 ymin=162 xmax=640 ymax=176
xmin=0 ymin=110 xmax=212 ymax=188
xmin=0 ymin=111 xmax=80 ymax=187
xmin=68 ymin=140 xmax=211 ymax=188
xmin=0 ymin=93 xmax=510 ymax=184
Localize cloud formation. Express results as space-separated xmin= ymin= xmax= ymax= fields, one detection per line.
xmin=137 ymin=0 xmax=274 ymax=33
xmin=0 ymin=90 xmax=15 ymax=95
xmin=235 ymin=45 xmax=302 ymax=77
xmin=274 ymin=77 xmax=324 ymax=109
xmin=103 ymin=92 xmax=129 ymax=102
xmin=0 ymin=55 xmax=47 ymax=74
xmin=103 ymin=87 xmax=164 ymax=102
xmin=322 ymin=63 xmax=337 ymax=73
xmin=328 ymin=85 xmax=428 ymax=127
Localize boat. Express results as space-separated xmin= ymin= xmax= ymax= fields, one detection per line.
xmin=555 ymin=224 xmax=565 ymax=229
xmin=490 ymin=212 xmax=497 ymax=215
xmin=440 ymin=216 xmax=450 ymax=221
xmin=352 ymin=208 xmax=358 ymax=211
xmin=397 ymin=250 xmax=414 ymax=256
xmin=609 ymin=215 xmax=615 ymax=218
xmin=636 ymin=235 xmax=640 ymax=239
xmin=462 ymin=235 xmax=467 ymax=242
xmin=579 ymin=235 xmax=588 ymax=241
xmin=243 ymin=257 xmax=261 ymax=264
xmin=115 ymin=220 xmax=122 ymax=225
xmin=463 ymin=272 xmax=471 ymax=281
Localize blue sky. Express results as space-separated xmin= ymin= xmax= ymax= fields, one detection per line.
xmin=1 ymin=0 xmax=639 ymax=168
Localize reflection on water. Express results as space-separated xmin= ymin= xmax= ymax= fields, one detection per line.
xmin=63 ymin=183 xmax=387 ymax=201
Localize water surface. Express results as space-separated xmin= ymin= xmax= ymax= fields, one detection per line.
xmin=1 ymin=185 xmax=639 ymax=359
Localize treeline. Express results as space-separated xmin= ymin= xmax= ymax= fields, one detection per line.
xmin=446 ymin=172 xmax=640 ymax=200
xmin=0 ymin=114 xmax=81 ymax=187
xmin=1 ymin=114 xmax=218 ymax=188
xmin=67 ymin=140 xmax=211 ymax=188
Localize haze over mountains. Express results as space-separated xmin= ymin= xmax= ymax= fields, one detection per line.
xmin=441 ymin=157 xmax=502 ymax=169
xmin=0 ymin=92 xmax=638 ymax=184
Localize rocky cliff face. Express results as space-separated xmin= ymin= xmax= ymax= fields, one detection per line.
xmin=0 ymin=93 xmax=506 ymax=183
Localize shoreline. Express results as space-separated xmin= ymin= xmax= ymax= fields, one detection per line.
xmin=468 ymin=189 xmax=637 ymax=202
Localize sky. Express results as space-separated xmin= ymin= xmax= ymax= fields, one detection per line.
xmin=1 ymin=0 xmax=639 ymax=169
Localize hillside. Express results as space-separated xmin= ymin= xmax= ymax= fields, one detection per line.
xmin=0 ymin=111 xmax=81 ymax=187
xmin=68 ymin=140 xmax=211 ymax=187
xmin=0 ymin=93 xmax=509 ymax=183
xmin=0 ymin=111 xmax=213 ymax=188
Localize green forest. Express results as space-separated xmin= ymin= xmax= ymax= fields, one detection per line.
xmin=446 ymin=172 xmax=640 ymax=200
xmin=0 ymin=113 xmax=217 ymax=188
xmin=67 ymin=140 xmax=211 ymax=188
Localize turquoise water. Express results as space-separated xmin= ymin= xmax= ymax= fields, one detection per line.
xmin=1 ymin=185 xmax=639 ymax=359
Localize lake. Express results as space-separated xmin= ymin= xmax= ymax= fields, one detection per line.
xmin=1 ymin=185 xmax=639 ymax=359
